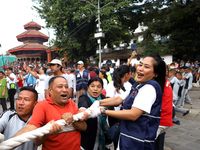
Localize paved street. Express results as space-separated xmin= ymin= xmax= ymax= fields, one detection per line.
xmin=1 ymin=87 xmax=200 ymax=150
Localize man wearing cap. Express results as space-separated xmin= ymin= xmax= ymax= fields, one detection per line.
xmin=74 ymin=61 xmax=90 ymax=103
xmin=45 ymin=59 xmax=73 ymax=98
xmin=26 ymin=65 xmax=36 ymax=88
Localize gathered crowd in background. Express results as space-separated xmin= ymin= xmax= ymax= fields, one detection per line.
xmin=0 ymin=52 xmax=199 ymax=150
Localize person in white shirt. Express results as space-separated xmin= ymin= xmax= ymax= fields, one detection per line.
xmin=5 ymin=68 xmax=17 ymax=110
xmin=109 ymin=65 xmax=114 ymax=77
xmin=66 ymin=68 xmax=75 ymax=101
xmin=99 ymin=71 xmax=108 ymax=90
xmin=27 ymin=66 xmax=47 ymax=101
xmin=105 ymin=65 xmax=132 ymax=149
xmin=44 ymin=59 xmax=72 ymax=99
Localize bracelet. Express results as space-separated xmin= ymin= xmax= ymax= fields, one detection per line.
xmin=101 ymin=109 xmax=106 ymax=117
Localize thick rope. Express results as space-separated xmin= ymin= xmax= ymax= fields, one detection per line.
xmin=0 ymin=111 xmax=88 ymax=150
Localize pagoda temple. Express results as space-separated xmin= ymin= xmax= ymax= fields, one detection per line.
xmin=8 ymin=21 xmax=49 ymax=63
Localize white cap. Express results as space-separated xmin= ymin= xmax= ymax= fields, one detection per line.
xmin=47 ymin=59 xmax=62 ymax=66
xmin=77 ymin=60 xmax=84 ymax=65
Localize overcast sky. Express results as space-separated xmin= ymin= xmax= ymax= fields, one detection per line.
xmin=0 ymin=0 xmax=55 ymax=54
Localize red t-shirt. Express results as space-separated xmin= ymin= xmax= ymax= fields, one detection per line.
xmin=28 ymin=96 xmax=81 ymax=150
xmin=90 ymin=71 xmax=97 ymax=78
xmin=159 ymin=79 xmax=173 ymax=126
xmin=17 ymin=78 xmax=23 ymax=87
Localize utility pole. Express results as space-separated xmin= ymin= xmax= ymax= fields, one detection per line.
xmin=80 ymin=0 xmax=115 ymax=70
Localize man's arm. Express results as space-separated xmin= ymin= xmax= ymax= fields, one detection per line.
xmin=14 ymin=124 xmax=37 ymax=137
xmin=61 ymin=112 xmax=87 ymax=131
xmin=27 ymin=67 xmax=39 ymax=79
xmin=127 ymin=51 xmax=137 ymax=66
xmin=2 ymin=86 xmax=6 ymax=97
xmin=72 ymin=121 xmax=87 ymax=131
xmin=7 ymin=74 xmax=14 ymax=81
xmin=34 ymin=121 xmax=63 ymax=146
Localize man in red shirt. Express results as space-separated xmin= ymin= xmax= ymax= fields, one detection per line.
xmin=155 ymin=79 xmax=173 ymax=150
xmin=15 ymin=76 xmax=87 ymax=150
xmin=88 ymin=66 xmax=97 ymax=78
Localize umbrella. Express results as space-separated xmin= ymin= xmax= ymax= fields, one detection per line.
xmin=0 ymin=55 xmax=17 ymax=71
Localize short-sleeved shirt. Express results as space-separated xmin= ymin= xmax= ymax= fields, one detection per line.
xmin=90 ymin=71 xmax=97 ymax=78
xmin=159 ymin=79 xmax=173 ymax=126
xmin=28 ymin=96 xmax=81 ymax=150
xmin=7 ymin=73 xmax=17 ymax=89
xmin=106 ymin=81 xmax=132 ymax=110
xmin=0 ymin=78 xmax=8 ymax=98
xmin=132 ymin=84 xmax=156 ymax=114
xmin=0 ymin=110 xmax=37 ymax=150
xmin=45 ymin=74 xmax=73 ymax=90
xmin=35 ymin=74 xmax=46 ymax=94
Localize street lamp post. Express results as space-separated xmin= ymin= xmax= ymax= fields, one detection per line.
xmin=80 ymin=0 xmax=115 ymax=70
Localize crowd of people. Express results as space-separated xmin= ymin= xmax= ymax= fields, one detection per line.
xmin=0 ymin=53 xmax=199 ymax=150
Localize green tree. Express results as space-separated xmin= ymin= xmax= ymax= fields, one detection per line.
xmin=139 ymin=0 xmax=200 ymax=60
xmin=32 ymin=0 xmax=144 ymax=62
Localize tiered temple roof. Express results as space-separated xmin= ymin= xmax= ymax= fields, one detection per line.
xmin=8 ymin=21 xmax=49 ymax=56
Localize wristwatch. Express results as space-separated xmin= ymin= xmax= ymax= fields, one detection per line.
xmin=101 ymin=109 xmax=107 ymax=117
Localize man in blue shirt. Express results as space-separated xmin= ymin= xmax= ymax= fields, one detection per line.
xmin=26 ymin=65 xmax=36 ymax=88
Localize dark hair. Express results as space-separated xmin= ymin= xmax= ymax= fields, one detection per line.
xmin=20 ymin=86 xmax=38 ymax=102
xmin=99 ymin=71 xmax=108 ymax=84
xmin=49 ymin=76 xmax=67 ymax=87
xmin=41 ymin=67 xmax=47 ymax=74
xmin=145 ymin=52 xmax=166 ymax=93
xmin=113 ymin=65 xmax=131 ymax=93
xmin=130 ymin=67 xmax=136 ymax=73
xmin=176 ymin=72 xmax=182 ymax=76
xmin=101 ymin=66 xmax=106 ymax=70
xmin=71 ymin=69 xmax=75 ymax=73
xmin=88 ymin=77 xmax=103 ymax=89
xmin=185 ymin=67 xmax=190 ymax=70
xmin=22 ymin=70 xmax=26 ymax=73
xmin=89 ymin=66 xmax=94 ymax=71
xmin=106 ymin=67 xmax=110 ymax=72
xmin=7 ymin=68 xmax=12 ymax=71
xmin=60 ymin=65 xmax=62 ymax=72
xmin=0 ymin=71 xmax=4 ymax=75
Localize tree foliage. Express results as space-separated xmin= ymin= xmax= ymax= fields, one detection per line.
xmin=139 ymin=0 xmax=200 ymax=60
xmin=32 ymin=0 xmax=144 ymax=62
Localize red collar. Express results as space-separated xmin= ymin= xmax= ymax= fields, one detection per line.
xmin=46 ymin=95 xmax=70 ymax=106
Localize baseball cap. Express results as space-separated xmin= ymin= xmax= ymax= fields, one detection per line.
xmin=77 ymin=60 xmax=84 ymax=65
xmin=47 ymin=59 xmax=62 ymax=66
xmin=29 ymin=65 xmax=34 ymax=68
